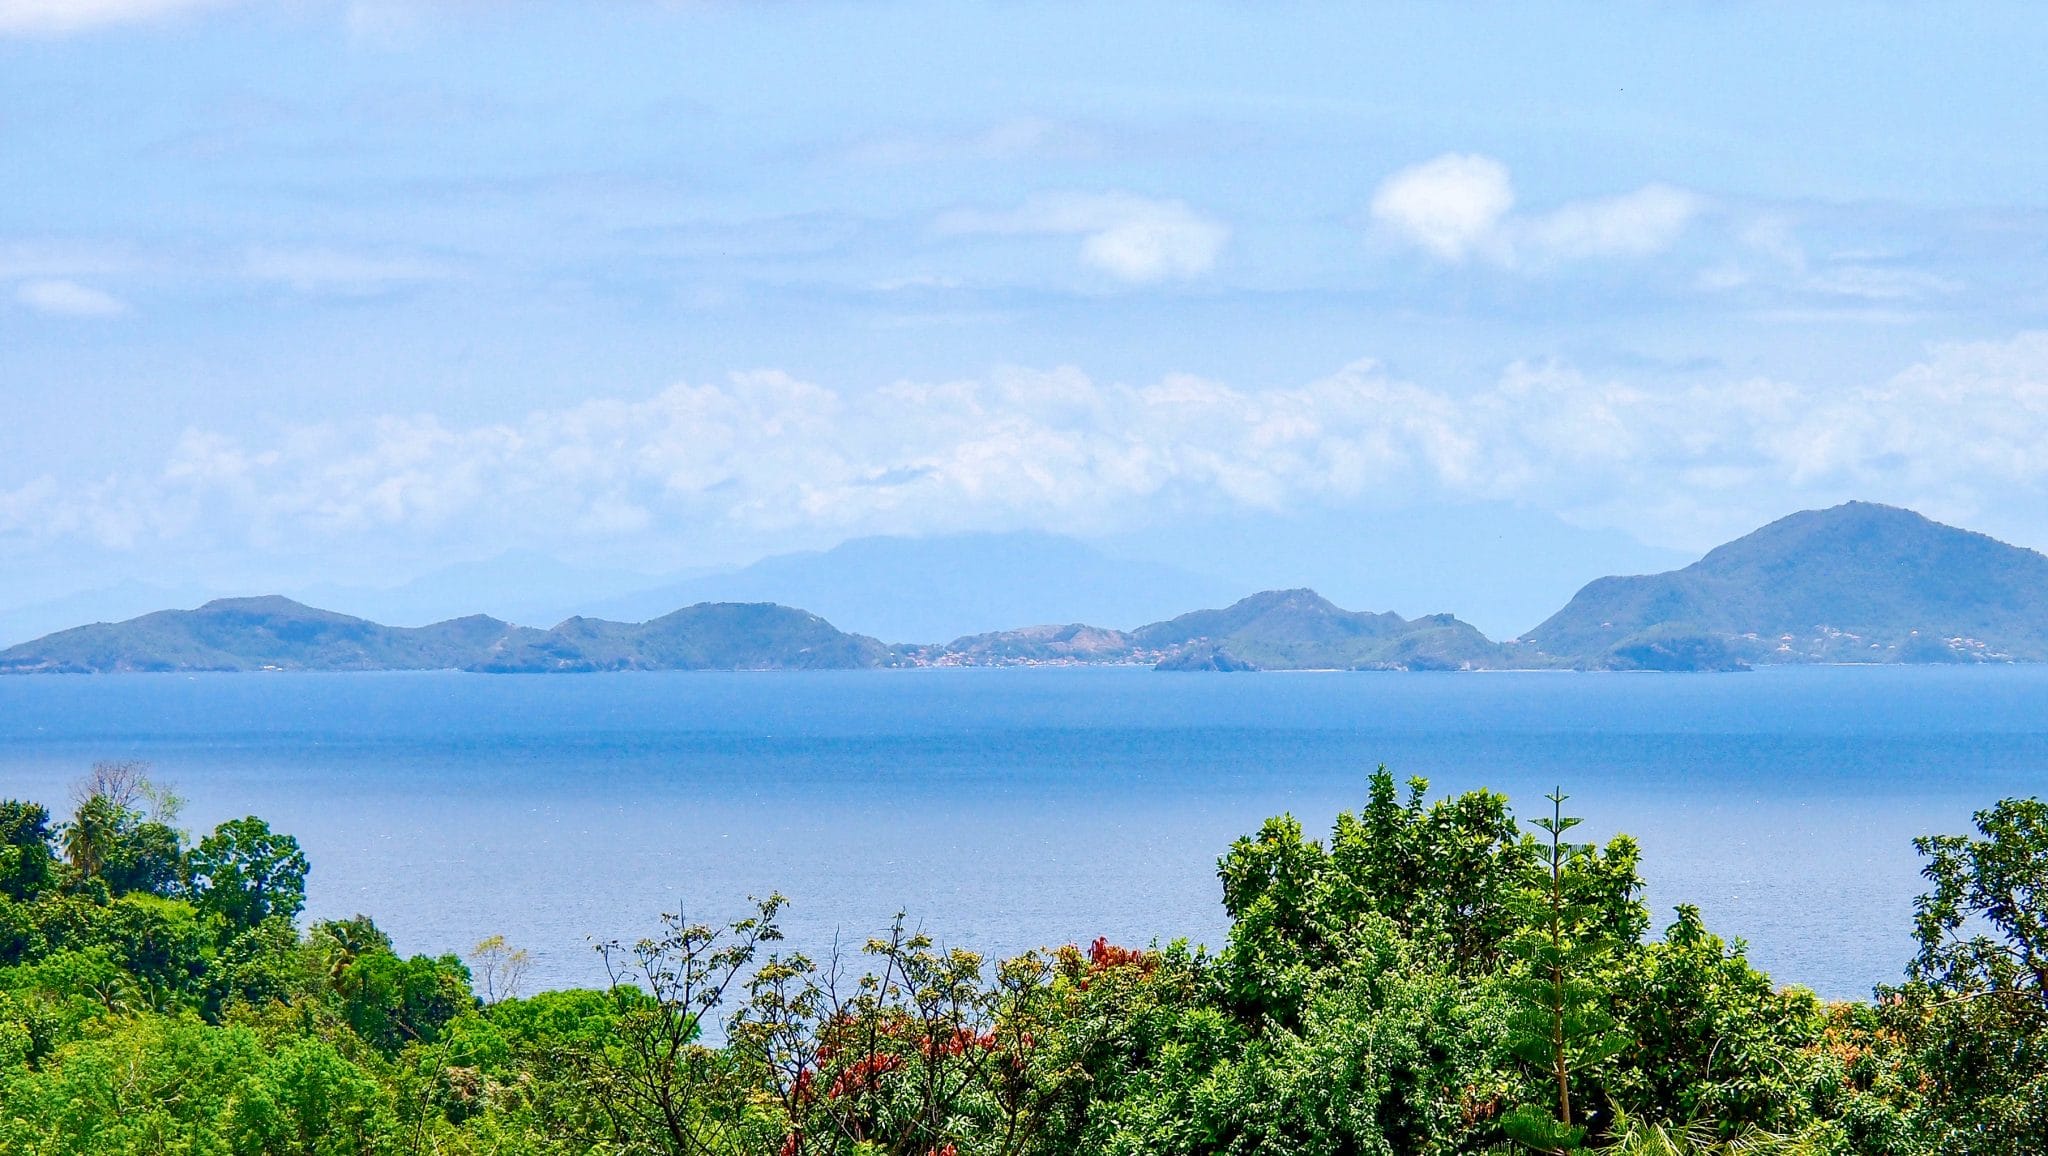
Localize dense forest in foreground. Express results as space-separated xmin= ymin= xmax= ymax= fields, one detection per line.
xmin=2 ymin=763 xmax=2044 ymax=1155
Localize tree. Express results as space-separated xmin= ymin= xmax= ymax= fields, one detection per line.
xmin=1502 ymin=789 xmax=1634 ymax=1153
xmin=69 ymin=760 xmax=180 ymax=821
xmin=0 ymin=800 xmax=56 ymax=901
xmin=94 ymin=893 xmax=213 ymax=1012
xmin=310 ymin=914 xmax=393 ymax=988
xmin=337 ymin=950 xmax=476 ymax=1056
xmin=187 ymin=816 xmax=309 ymax=936
xmin=62 ymin=793 xmax=183 ymax=898
xmin=1604 ymin=906 xmax=1826 ymax=1134
xmin=1891 ymin=796 xmax=2048 ymax=1152
xmin=469 ymin=934 xmax=533 ymax=1005
xmin=1910 ymin=796 xmax=2048 ymax=1011
xmin=1218 ymin=813 xmax=1335 ymax=1026
xmin=1327 ymin=768 xmax=1532 ymax=972
xmin=591 ymin=895 xmax=785 ymax=1155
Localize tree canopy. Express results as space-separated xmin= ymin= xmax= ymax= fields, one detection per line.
xmin=0 ymin=762 xmax=2040 ymax=1154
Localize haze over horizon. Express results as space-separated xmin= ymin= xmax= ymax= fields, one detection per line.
xmin=9 ymin=3 xmax=2048 ymax=622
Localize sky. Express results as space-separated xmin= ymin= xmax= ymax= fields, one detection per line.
xmin=6 ymin=1 xmax=2048 ymax=616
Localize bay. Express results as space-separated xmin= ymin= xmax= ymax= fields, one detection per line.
xmin=1 ymin=665 xmax=2043 ymax=1000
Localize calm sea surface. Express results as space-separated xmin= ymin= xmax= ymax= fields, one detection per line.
xmin=1 ymin=666 xmax=2043 ymax=1000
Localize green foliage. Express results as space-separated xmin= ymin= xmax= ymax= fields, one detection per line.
xmin=63 ymin=794 xmax=184 ymax=898
xmin=0 ymin=1014 xmax=396 ymax=1155
xmin=310 ymin=913 xmax=395 ymax=982
xmin=1604 ymin=907 xmax=1827 ymax=1134
xmin=189 ymin=815 xmax=311 ymax=937
xmin=227 ymin=1033 xmax=399 ymax=1154
xmin=0 ymin=770 xmax=2040 ymax=1156
xmin=1876 ymin=796 xmax=2048 ymax=1153
xmin=209 ymin=915 xmax=315 ymax=1017
xmin=0 ymin=801 xmax=57 ymax=902
xmin=1199 ymin=921 xmax=1517 ymax=1156
xmin=1499 ymin=789 xmax=1636 ymax=1152
xmin=1217 ymin=767 xmax=1561 ymax=1027
xmin=335 ymin=948 xmax=475 ymax=1055
xmin=1218 ymin=813 xmax=1334 ymax=1026
xmin=94 ymin=891 xmax=214 ymax=1009
xmin=1019 ymin=941 xmax=1240 ymax=1156
xmin=1909 ymin=797 xmax=2048 ymax=1005
xmin=1328 ymin=769 xmax=1533 ymax=972
xmin=1593 ymin=1109 xmax=1834 ymax=1154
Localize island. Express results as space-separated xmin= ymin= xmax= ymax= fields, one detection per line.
xmin=8 ymin=501 xmax=2048 ymax=673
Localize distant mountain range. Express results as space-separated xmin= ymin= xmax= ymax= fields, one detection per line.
xmin=577 ymin=532 xmax=1243 ymax=643
xmin=4 ymin=502 xmax=2046 ymax=673
xmin=0 ymin=590 xmax=1506 ymax=674
xmin=0 ymin=502 xmax=1689 ymax=647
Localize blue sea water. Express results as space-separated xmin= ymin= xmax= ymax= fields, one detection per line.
xmin=0 ymin=665 xmax=2043 ymax=1000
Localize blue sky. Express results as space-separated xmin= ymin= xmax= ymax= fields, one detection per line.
xmin=6 ymin=1 xmax=2048 ymax=612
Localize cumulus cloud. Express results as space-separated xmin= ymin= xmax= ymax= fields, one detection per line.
xmin=1368 ymin=154 xmax=1515 ymax=262
xmin=10 ymin=335 xmax=2048 ymax=560
xmin=0 ymin=0 xmax=234 ymax=35
xmin=939 ymin=193 xmax=1229 ymax=282
xmin=1372 ymin=153 xmax=1702 ymax=268
xmin=14 ymin=279 xmax=128 ymax=317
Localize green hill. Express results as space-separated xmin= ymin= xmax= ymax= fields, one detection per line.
xmin=908 ymin=590 xmax=1518 ymax=670
xmin=472 ymin=603 xmax=892 ymax=671
xmin=1524 ymin=502 xmax=2048 ymax=668
xmin=0 ymin=597 xmax=890 ymax=673
xmin=0 ymin=597 xmax=541 ymax=673
xmin=1135 ymin=589 xmax=1518 ymax=671
xmin=926 ymin=623 xmax=1150 ymax=665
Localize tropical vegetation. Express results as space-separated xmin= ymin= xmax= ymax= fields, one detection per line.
xmin=1 ymin=760 xmax=2043 ymax=1154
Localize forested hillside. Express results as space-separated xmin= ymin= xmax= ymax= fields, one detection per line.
xmin=1527 ymin=502 xmax=2048 ymax=668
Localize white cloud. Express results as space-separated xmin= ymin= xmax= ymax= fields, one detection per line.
xmin=1518 ymin=184 xmax=1703 ymax=261
xmin=1369 ymin=153 xmax=1514 ymax=262
xmin=0 ymin=0 xmax=234 ymax=35
xmin=11 ymin=334 xmax=2048 ymax=559
xmin=939 ymin=193 xmax=1229 ymax=282
xmin=1371 ymin=153 xmax=1701 ymax=268
xmin=14 ymin=279 xmax=128 ymax=317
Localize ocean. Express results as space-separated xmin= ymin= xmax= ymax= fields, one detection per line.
xmin=1 ymin=664 xmax=2042 ymax=1000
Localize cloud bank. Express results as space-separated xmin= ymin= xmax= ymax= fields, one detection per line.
xmin=7 ymin=334 xmax=2048 ymax=571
